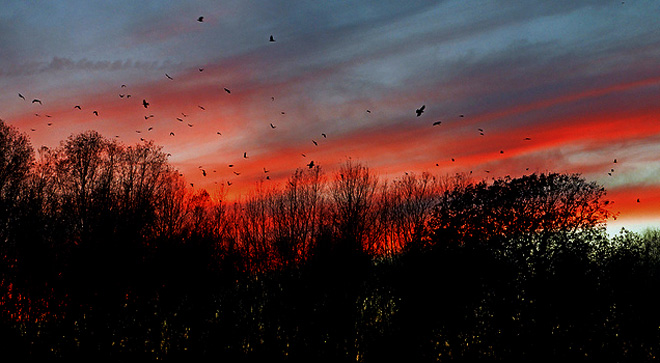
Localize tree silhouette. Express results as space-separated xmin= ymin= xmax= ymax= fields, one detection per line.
xmin=428 ymin=173 xmax=614 ymax=246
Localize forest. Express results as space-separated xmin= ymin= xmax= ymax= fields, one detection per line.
xmin=1 ymin=119 xmax=659 ymax=361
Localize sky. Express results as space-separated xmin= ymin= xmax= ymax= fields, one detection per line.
xmin=1 ymin=0 xmax=660 ymax=233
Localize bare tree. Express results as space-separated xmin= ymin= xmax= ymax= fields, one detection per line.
xmin=329 ymin=159 xmax=379 ymax=256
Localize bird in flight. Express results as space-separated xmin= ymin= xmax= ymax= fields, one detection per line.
xmin=32 ymin=99 xmax=42 ymax=105
xmin=143 ymin=99 xmax=149 ymax=108
xmin=187 ymin=123 xmax=193 ymax=127
xmin=169 ymin=132 xmax=175 ymax=136
xmin=18 ymin=93 xmax=25 ymax=100
xmin=144 ymin=115 xmax=154 ymax=119
xmin=307 ymin=161 xmax=315 ymax=169
xmin=121 ymin=84 xmax=126 ymax=88
xmin=229 ymin=164 xmax=234 ymax=167
xmin=243 ymin=152 xmax=248 ymax=158
xmin=366 ymin=110 xmax=371 ymax=113
xmin=263 ymin=168 xmax=269 ymax=173
xmin=148 ymin=127 xmax=153 ymax=131
xmin=74 ymin=105 xmax=82 ymax=110
xmin=224 ymin=88 xmax=231 ymax=94
xmin=165 ymin=73 xmax=174 ymax=80
xmin=614 ymin=159 xmax=617 ymax=163
xmin=217 ymin=131 xmax=222 ymax=135
xmin=637 ymin=198 xmax=641 ymax=203
xmin=199 ymin=68 xmax=204 ymax=72
xmin=202 ymin=169 xmax=207 ymax=177
xmin=415 ymin=105 xmax=425 ymax=117
xmin=93 ymin=111 xmax=99 ymax=116
xmin=301 ymin=153 xmax=306 ymax=157
xmin=270 ymin=35 xmax=275 ymax=42
xmin=322 ymin=133 xmax=327 ymax=138
xmin=198 ymin=105 xmax=205 ymax=110
xmin=433 ymin=121 xmax=441 ymax=126
xmin=227 ymin=181 xmax=233 ymax=186
xmin=523 ymin=137 xmax=531 ymax=141
xmin=233 ymin=171 xmax=241 ymax=176
xmin=176 ymin=117 xmax=183 ymax=122
xmin=270 ymin=123 xmax=276 ymax=129
xmin=459 ymin=114 xmax=465 ymax=118
xmin=312 ymin=140 xmax=318 ymax=146
xmin=197 ymin=16 xmax=204 ymax=22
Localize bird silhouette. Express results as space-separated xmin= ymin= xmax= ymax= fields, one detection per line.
xmin=312 ymin=140 xmax=318 ymax=146
xmin=233 ymin=171 xmax=241 ymax=176
xmin=119 ymin=94 xmax=124 ymax=98
xmin=165 ymin=73 xmax=174 ymax=80
xmin=198 ymin=105 xmax=205 ymax=110
xmin=148 ymin=127 xmax=153 ymax=131
xmin=199 ymin=68 xmax=204 ymax=72
xmin=202 ymin=169 xmax=207 ymax=177
xmin=415 ymin=105 xmax=425 ymax=117
xmin=187 ymin=124 xmax=193 ymax=127
xmin=523 ymin=137 xmax=531 ymax=140
xmin=271 ymin=96 xmax=275 ymax=101
xmin=433 ymin=121 xmax=441 ymax=126
xmin=197 ymin=16 xmax=204 ymax=22
xmin=32 ymin=99 xmax=42 ymax=105
xmin=243 ymin=152 xmax=248 ymax=158
xmin=614 ymin=159 xmax=617 ymax=163
xmin=266 ymin=176 xmax=270 ymax=180
xmin=307 ymin=161 xmax=315 ymax=169
xmin=322 ymin=133 xmax=327 ymax=138
xmin=301 ymin=153 xmax=306 ymax=157
xmin=143 ymin=99 xmax=149 ymax=108
xmin=637 ymin=198 xmax=641 ymax=203
xmin=366 ymin=110 xmax=371 ymax=113
xmin=47 ymin=122 xmax=52 ymax=126
xmin=500 ymin=150 xmax=504 ymax=154
xmin=270 ymin=35 xmax=275 ymax=42
xmin=217 ymin=132 xmax=222 ymax=135
xmin=229 ymin=164 xmax=234 ymax=167
xmin=176 ymin=118 xmax=183 ymax=122
xmin=224 ymin=88 xmax=231 ymax=94
xmin=270 ymin=123 xmax=276 ymax=128
xmin=93 ymin=111 xmax=99 ymax=116
xmin=459 ymin=114 xmax=465 ymax=118
xmin=121 ymin=84 xmax=126 ymax=88
xmin=263 ymin=168 xmax=269 ymax=173
xmin=451 ymin=158 xmax=455 ymax=162
xmin=74 ymin=105 xmax=82 ymax=110
xmin=169 ymin=132 xmax=175 ymax=136
xmin=18 ymin=93 xmax=25 ymax=100
xmin=227 ymin=181 xmax=233 ymax=186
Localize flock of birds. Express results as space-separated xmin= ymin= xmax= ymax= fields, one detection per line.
xmin=11 ymin=15 xmax=640 ymax=204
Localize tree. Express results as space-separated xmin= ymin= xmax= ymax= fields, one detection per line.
xmin=429 ymin=173 xmax=614 ymax=246
xmin=329 ymin=159 xmax=379 ymax=256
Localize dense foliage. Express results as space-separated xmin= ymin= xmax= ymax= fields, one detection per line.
xmin=1 ymin=122 xmax=657 ymax=361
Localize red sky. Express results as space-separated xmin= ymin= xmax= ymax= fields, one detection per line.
xmin=2 ymin=1 xmax=660 ymax=233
